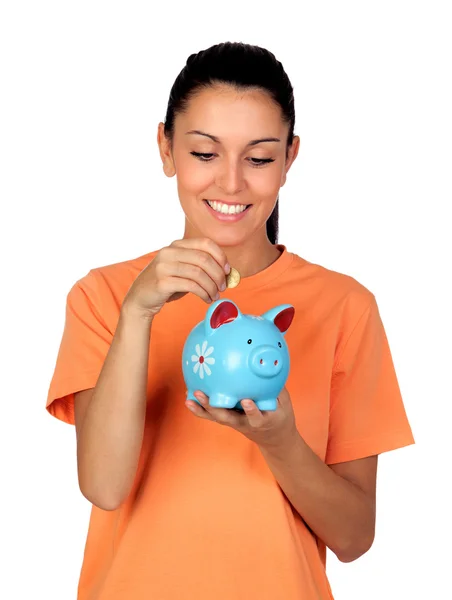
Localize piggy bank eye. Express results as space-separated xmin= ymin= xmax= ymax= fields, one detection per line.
xmin=278 ymin=342 xmax=282 ymax=348
xmin=247 ymin=339 xmax=252 ymax=344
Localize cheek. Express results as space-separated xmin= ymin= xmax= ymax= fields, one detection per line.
xmin=175 ymin=154 xmax=213 ymax=195
xmin=248 ymin=166 xmax=283 ymax=197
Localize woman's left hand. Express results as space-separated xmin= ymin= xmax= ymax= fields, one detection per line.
xmin=185 ymin=386 xmax=298 ymax=450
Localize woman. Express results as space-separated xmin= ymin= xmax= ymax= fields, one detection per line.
xmin=46 ymin=42 xmax=415 ymax=599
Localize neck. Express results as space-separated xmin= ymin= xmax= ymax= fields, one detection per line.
xmin=183 ymin=224 xmax=282 ymax=278
xmin=221 ymin=238 xmax=282 ymax=279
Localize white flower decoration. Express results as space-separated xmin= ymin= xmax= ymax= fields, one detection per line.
xmin=191 ymin=340 xmax=215 ymax=379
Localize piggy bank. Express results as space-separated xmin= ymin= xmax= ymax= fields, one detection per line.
xmin=182 ymin=299 xmax=295 ymax=412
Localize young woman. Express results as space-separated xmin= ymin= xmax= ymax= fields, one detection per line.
xmin=47 ymin=42 xmax=415 ymax=600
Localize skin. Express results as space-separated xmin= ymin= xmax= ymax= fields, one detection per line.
xmin=157 ymin=84 xmax=300 ymax=277
xmin=75 ymin=83 xmax=377 ymax=562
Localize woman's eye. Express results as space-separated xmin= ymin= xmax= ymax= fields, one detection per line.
xmin=190 ymin=152 xmax=275 ymax=167
xmin=190 ymin=152 xmax=215 ymax=161
xmin=248 ymin=158 xmax=275 ymax=167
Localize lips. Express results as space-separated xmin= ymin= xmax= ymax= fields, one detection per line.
xmin=203 ymin=200 xmax=252 ymax=221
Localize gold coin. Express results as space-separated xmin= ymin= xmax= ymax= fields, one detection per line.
xmin=226 ymin=267 xmax=241 ymax=289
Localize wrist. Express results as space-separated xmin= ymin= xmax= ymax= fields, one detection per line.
xmin=258 ymin=427 xmax=301 ymax=458
xmin=120 ymin=301 xmax=155 ymax=327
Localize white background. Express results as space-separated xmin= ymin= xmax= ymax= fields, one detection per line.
xmin=1 ymin=1 xmax=450 ymax=598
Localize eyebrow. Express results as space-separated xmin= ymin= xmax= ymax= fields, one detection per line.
xmin=185 ymin=130 xmax=281 ymax=146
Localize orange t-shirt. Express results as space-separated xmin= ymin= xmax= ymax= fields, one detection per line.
xmin=46 ymin=244 xmax=414 ymax=600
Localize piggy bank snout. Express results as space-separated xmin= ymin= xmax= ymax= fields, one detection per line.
xmin=250 ymin=345 xmax=283 ymax=378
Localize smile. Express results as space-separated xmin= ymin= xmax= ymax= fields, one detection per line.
xmin=206 ymin=200 xmax=250 ymax=215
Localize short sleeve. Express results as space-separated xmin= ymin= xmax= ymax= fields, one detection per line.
xmin=325 ymin=294 xmax=415 ymax=464
xmin=46 ymin=270 xmax=114 ymax=425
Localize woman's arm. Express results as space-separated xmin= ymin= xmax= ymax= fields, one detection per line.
xmin=74 ymin=304 xmax=154 ymax=511
xmin=259 ymin=432 xmax=377 ymax=563
xmin=74 ymin=239 xmax=229 ymax=512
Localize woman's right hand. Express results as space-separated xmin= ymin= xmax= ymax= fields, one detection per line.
xmin=122 ymin=238 xmax=231 ymax=320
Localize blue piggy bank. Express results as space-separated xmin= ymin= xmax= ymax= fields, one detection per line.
xmin=182 ymin=299 xmax=295 ymax=412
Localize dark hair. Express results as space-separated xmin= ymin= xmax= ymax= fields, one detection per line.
xmin=163 ymin=42 xmax=295 ymax=245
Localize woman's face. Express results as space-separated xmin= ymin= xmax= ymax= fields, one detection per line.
xmin=158 ymin=84 xmax=299 ymax=247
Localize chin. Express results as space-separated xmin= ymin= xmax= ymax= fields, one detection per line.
xmin=188 ymin=222 xmax=248 ymax=247
xmin=204 ymin=229 xmax=247 ymax=247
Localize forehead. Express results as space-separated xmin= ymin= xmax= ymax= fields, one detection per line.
xmin=174 ymin=84 xmax=286 ymax=141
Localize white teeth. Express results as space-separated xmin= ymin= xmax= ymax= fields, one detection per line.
xmin=207 ymin=200 xmax=248 ymax=215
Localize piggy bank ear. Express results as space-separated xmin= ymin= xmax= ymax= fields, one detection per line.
xmin=205 ymin=299 xmax=241 ymax=335
xmin=261 ymin=304 xmax=295 ymax=335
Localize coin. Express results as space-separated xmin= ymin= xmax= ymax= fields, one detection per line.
xmin=226 ymin=267 xmax=241 ymax=289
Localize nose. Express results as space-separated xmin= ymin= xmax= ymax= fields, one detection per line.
xmin=216 ymin=158 xmax=245 ymax=196
xmin=250 ymin=346 xmax=283 ymax=378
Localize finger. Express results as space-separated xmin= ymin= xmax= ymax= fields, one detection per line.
xmin=194 ymin=391 xmax=243 ymax=427
xmin=157 ymin=253 xmax=221 ymax=302
xmin=183 ymin=248 xmax=228 ymax=293
xmin=241 ymin=399 xmax=265 ymax=427
xmin=160 ymin=276 xmax=213 ymax=305
xmin=171 ymin=238 xmax=230 ymax=276
xmin=277 ymin=387 xmax=290 ymax=406
xmin=172 ymin=261 xmax=221 ymax=302
xmin=167 ymin=246 xmax=226 ymax=292
xmin=185 ymin=399 xmax=212 ymax=420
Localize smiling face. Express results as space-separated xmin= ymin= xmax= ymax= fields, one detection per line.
xmin=158 ymin=84 xmax=299 ymax=247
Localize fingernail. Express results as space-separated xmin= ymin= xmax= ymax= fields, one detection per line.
xmin=224 ymin=263 xmax=231 ymax=274
xmin=220 ymin=282 xmax=226 ymax=292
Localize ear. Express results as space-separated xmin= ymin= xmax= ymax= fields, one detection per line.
xmin=280 ymin=135 xmax=300 ymax=187
xmin=261 ymin=304 xmax=295 ymax=335
xmin=157 ymin=122 xmax=176 ymax=177
xmin=205 ymin=299 xmax=240 ymax=336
